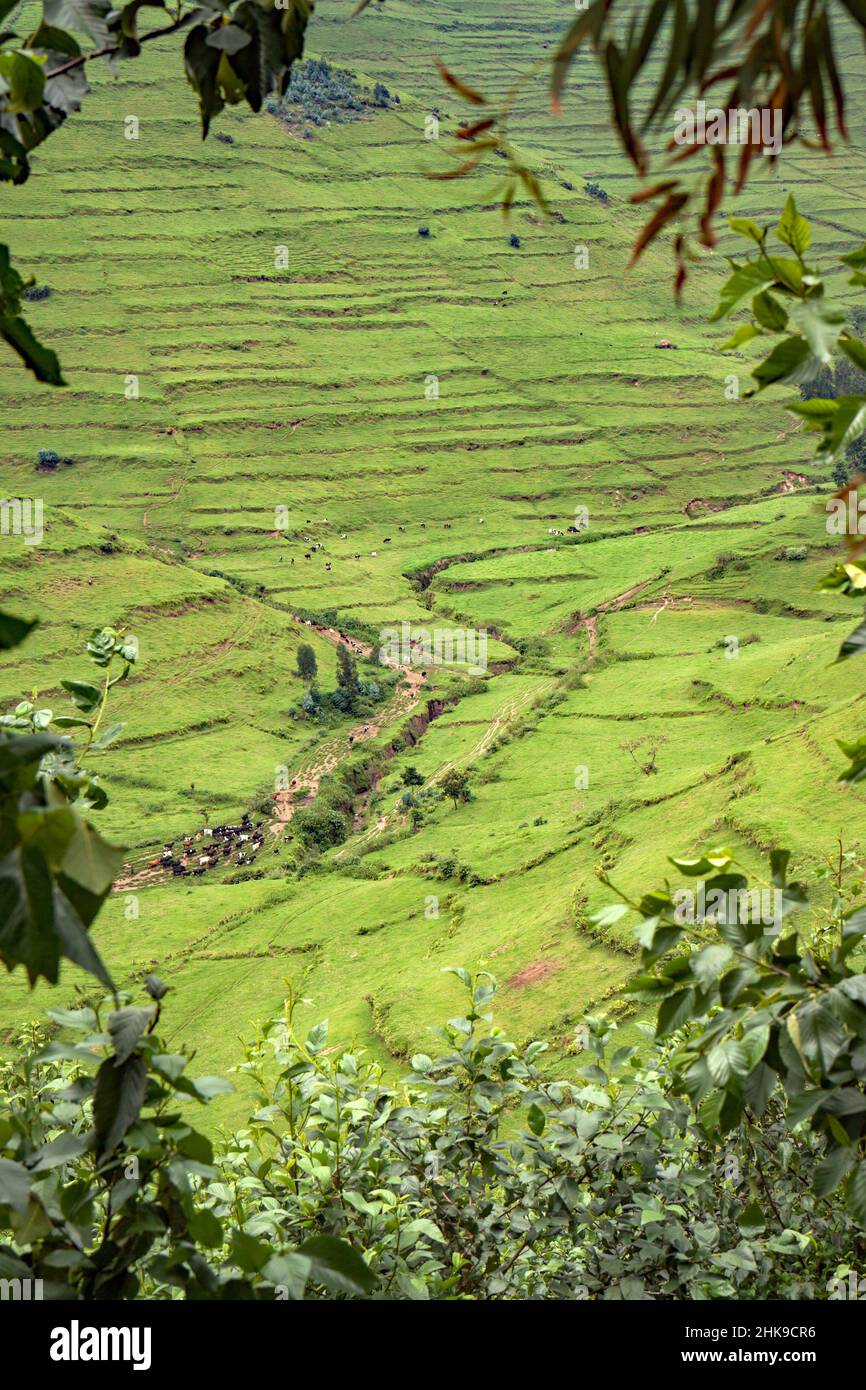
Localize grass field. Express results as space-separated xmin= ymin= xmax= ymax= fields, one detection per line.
xmin=2 ymin=0 xmax=866 ymax=1126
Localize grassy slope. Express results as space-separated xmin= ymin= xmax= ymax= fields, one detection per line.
xmin=2 ymin=0 xmax=866 ymax=1123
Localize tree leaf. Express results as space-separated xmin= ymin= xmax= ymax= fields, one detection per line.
xmin=846 ymin=1162 xmax=866 ymax=1225
xmin=751 ymin=335 xmax=815 ymax=391
xmin=43 ymin=0 xmax=111 ymax=46
xmin=776 ymin=193 xmax=811 ymax=256
xmin=108 ymin=1005 xmax=155 ymax=1065
xmin=0 ymin=611 xmax=37 ymax=650
xmin=299 ymin=1235 xmax=376 ymax=1295
xmin=711 ymin=262 xmax=776 ymax=320
xmin=93 ymin=1053 xmax=147 ymax=1160
xmin=0 ymin=1158 xmax=30 ymax=1215
xmin=789 ymin=299 xmax=846 ymax=364
xmin=59 ymin=815 xmax=124 ymax=895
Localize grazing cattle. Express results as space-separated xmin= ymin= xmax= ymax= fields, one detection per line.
xmin=383 ymin=537 xmax=391 ymax=543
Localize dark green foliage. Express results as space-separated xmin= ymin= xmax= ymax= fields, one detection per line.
xmin=332 ymin=644 xmax=360 ymax=712
xmin=292 ymin=769 xmax=355 ymax=850
xmin=2 ymin=969 xmax=861 ymax=1299
xmin=296 ymin=642 xmax=317 ymax=681
xmin=267 ymin=56 xmax=395 ymax=134
xmin=611 ymin=842 xmax=866 ymax=1224
xmin=718 ymin=200 xmax=866 ymax=475
xmin=439 ymin=767 xmax=470 ymax=807
xmin=0 ymin=0 xmax=314 ymax=379
xmin=833 ymin=457 xmax=850 ymax=488
xmin=0 ymin=614 xmax=135 ymax=989
xmin=0 ymin=242 xmax=64 ymax=384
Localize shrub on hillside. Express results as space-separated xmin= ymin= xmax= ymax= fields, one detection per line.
xmin=292 ymin=801 xmax=350 ymax=850
xmin=271 ymin=59 xmax=396 ymax=137
xmin=3 ymin=966 xmax=861 ymax=1300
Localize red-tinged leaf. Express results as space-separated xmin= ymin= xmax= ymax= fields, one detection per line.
xmin=516 ymin=165 xmax=549 ymax=214
xmin=674 ymin=234 xmax=687 ymax=302
xmin=734 ymin=134 xmax=758 ymax=194
xmin=628 ymin=192 xmax=689 ymax=267
xmin=429 ymin=155 xmax=483 ymax=180
xmin=605 ymin=37 xmax=646 ymax=174
xmin=744 ymin=0 xmax=775 ymax=39
xmin=631 ymin=0 xmax=669 ymax=80
xmin=456 ymin=116 xmax=495 ymax=140
xmin=629 ymin=179 xmax=678 ymax=205
xmin=699 ymin=63 xmax=740 ymax=91
xmin=435 ymin=60 xmax=486 ymax=106
xmin=551 ymin=0 xmax=607 ymax=113
xmin=643 ymin=0 xmax=688 ymax=129
xmin=664 ymin=138 xmax=705 ymax=164
xmin=804 ymin=20 xmax=829 ymax=150
xmin=818 ymin=11 xmax=847 ymax=139
xmin=699 ymin=146 xmax=725 ymax=248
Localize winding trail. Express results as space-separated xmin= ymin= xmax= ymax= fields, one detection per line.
xmin=115 ymin=618 xmax=426 ymax=891
xmin=116 ymin=572 xmax=659 ymax=892
xmin=269 ymin=622 xmax=426 ymax=833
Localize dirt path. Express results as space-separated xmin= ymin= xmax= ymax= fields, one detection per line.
xmin=116 ymin=620 xmax=426 ymax=891
xmin=117 ymin=574 xmax=651 ymax=891
xmin=342 ymin=676 xmax=555 ymax=858
xmin=571 ymin=577 xmax=654 ymax=656
xmin=268 ymin=624 xmax=426 ymax=833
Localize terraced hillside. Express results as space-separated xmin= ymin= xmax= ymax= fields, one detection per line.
xmin=2 ymin=0 xmax=866 ymax=1123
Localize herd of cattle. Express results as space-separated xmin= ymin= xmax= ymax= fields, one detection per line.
xmin=155 ymin=816 xmax=275 ymax=877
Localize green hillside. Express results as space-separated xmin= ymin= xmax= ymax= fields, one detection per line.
xmin=2 ymin=0 xmax=866 ymax=1129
